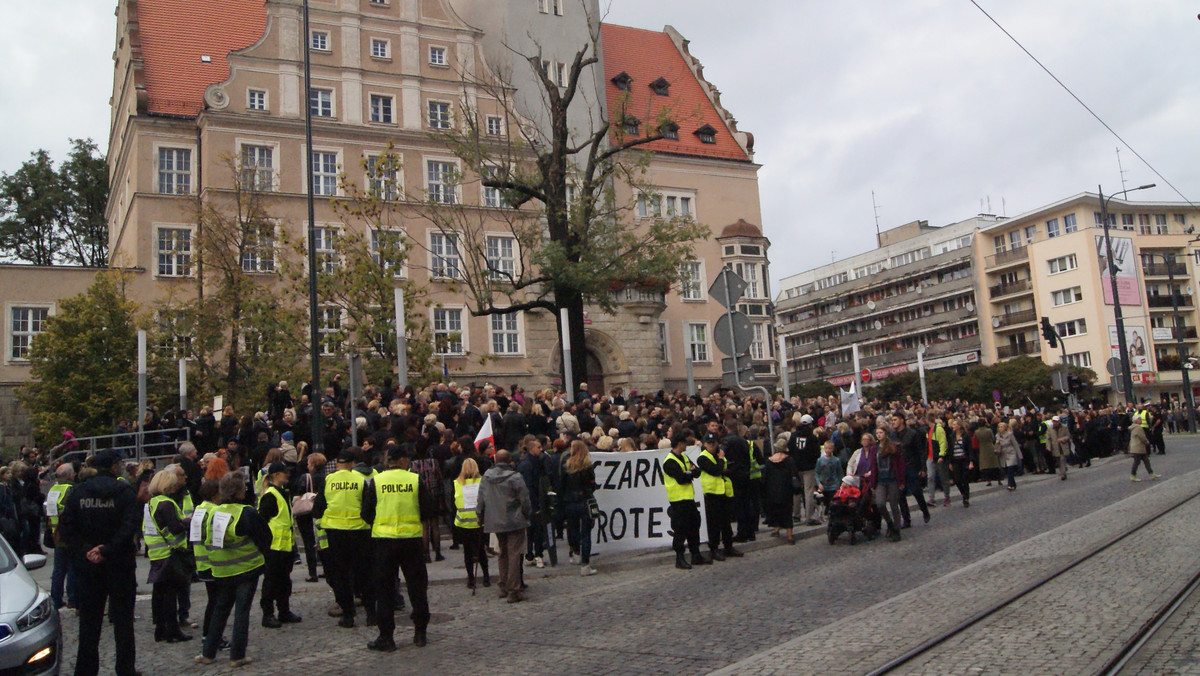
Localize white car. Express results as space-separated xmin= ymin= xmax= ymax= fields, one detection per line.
xmin=0 ymin=536 xmax=60 ymax=675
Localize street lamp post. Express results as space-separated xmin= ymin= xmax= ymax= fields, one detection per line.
xmin=303 ymin=0 xmax=324 ymax=452
xmin=1099 ymin=183 xmax=1155 ymax=405
xmin=1164 ymin=251 xmax=1197 ymax=433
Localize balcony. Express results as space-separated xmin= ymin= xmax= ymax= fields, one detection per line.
xmin=858 ymin=336 xmax=981 ymax=370
xmin=778 ymin=274 xmax=976 ymax=335
xmin=997 ymin=342 xmax=1040 ymax=359
xmin=1157 ymin=355 xmax=1182 ymax=371
xmin=1141 ymin=263 xmax=1188 ymax=278
xmin=994 ymin=309 xmax=1037 ymax=329
xmin=1157 ymin=326 xmax=1199 ymax=341
xmin=1147 ymin=294 xmax=1194 ymax=309
xmin=775 ymin=247 xmax=973 ymax=312
xmin=984 ymin=246 xmax=1029 ymax=269
xmin=988 ymin=279 xmax=1032 ymax=299
xmin=804 ymin=306 xmax=978 ymax=352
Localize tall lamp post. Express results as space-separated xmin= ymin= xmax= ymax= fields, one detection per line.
xmin=1099 ymin=182 xmax=1155 ymax=405
xmin=1180 ymin=241 xmax=1200 ymax=433
xmin=303 ymin=0 xmax=323 ymax=452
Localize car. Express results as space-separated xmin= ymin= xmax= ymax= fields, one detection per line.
xmin=0 ymin=536 xmax=60 ymax=675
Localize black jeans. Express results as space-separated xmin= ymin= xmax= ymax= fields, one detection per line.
xmin=563 ymin=501 xmax=593 ymax=565
xmin=455 ymin=526 xmax=489 ymax=583
xmin=732 ymin=479 xmax=758 ymax=539
xmin=260 ymin=549 xmax=294 ymax=616
xmin=373 ymin=538 xmax=429 ymax=644
xmin=668 ymin=500 xmax=703 ymax=557
xmin=202 ymin=573 xmax=260 ymax=661
xmin=325 ymin=529 xmax=373 ymax=619
xmin=75 ymin=556 xmax=137 ymax=676
xmin=703 ymin=493 xmax=734 ymax=552
xmin=151 ymin=555 xmax=189 ymax=638
xmin=294 ymin=514 xmax=319 ymax=578
xmin=950 ymin=461 xmax=971 ymax=503
xmin=898 ymin=466 xmax=930 ymax=523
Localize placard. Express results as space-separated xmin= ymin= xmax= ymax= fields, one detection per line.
xmin=586 ymin=447 xmax=709 ymax=554
xmin=210 ymin=510 xmax=232 ymax=549
xmin=189 ymin=507 xmax=208 ymax=543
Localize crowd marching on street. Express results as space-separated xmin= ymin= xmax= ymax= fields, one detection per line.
xmin=1 ymin=376 xmax=1182 ymax=675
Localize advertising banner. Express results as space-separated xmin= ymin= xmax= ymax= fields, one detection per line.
xmin=588 ymin=448 xmax=709 ymax=554
xmin=1096 ymin=235 xmax=1140 ymax=305
xmin=1110 ymin=324 xmax=1151 ymax=372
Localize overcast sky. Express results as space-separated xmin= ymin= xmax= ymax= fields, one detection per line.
xmin=4 ymin=1 xmax=1198 ymax=292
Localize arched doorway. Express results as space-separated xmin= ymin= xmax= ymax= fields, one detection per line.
xmin=585 ymin=350 xmax=605 ymax=398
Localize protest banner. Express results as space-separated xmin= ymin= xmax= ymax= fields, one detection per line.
xmin=587 ymin=447 xmax=709 ymax=554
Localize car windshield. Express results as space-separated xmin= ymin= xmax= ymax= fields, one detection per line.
xmin=0 ymin=535 xmax=17 ymax=574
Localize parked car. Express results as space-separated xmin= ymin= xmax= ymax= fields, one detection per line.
xmin=0 ymin=535 xmax=59 ymax=675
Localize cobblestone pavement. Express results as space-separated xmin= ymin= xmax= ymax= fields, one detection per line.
xmin=1118 ymin=577 xmax=1200 ymax=676
xmin=45 ymin=440 xmax=1200 ymax=675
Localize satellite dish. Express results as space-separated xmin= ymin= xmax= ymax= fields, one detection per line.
xmin=966 ymin=302 xmax=974 ymax=313
xmin=992 ymin=317 xmax=1001 ymax=328
xmin=867 ymin=300 xmax=876 ymax=310
xmin=874 ymin=320 xmax=883 ymax=330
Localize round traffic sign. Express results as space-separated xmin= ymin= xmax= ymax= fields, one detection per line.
xmin=992 ymin=389 xmax=1001 ymax=402
xmin=861 ymin=368 xmax=871 ymax=383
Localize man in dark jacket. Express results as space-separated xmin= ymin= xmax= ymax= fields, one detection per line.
xmin=722 ymin=425 xmax=756 ymax=542
xmin=59 ymin=450 xmax=141 ymax=676
xmin=890 ymin=414 xmax=930 ymax=528
xmin=516 ymin=438 xmax=549 ymax=567
xmin=786 ymin=414 xmax=820 ymax=524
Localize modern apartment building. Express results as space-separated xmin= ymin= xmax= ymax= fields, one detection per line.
xmin=975 ymin=192 xmax=1200 ymax=403
xmin=775 ymin=215 xmax=995 ymax=388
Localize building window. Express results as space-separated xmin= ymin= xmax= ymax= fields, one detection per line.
xmin=611 ymin=72 xmax=632 ymax=91
xmin=240 ymin=224 xmax=275 ymax=273
xmin=680 ymin=261 xmax=704 ymax=300
xmin=310 ymin=88 xmax=333 ymax=118
xmin=154 ymin=311 xmax=191 ymax=360
xmin=750 ymin=323 xmax=767 ymax=360
xmin=665 ymin=195 xmax=691 ymax=218
xmin=481 ymin=166 xmax=505 ymax=208
xmin=313 ymin=227 xmax=337 ymax=273
xmin=429 ymin=46 xmax=447 ymax=66
xmin=9 ymin=306 xmax=49 ymax=361
xmin=319 ymin=306 xmax=341 ymax=356
xmin=428 ymin=101 xmax=451 ymax=129
xmin=554 ymin=62 xmax=567 ymax=87
xmin=240 ymin=145 xmax=273 ymax=191
xmin=741 ymin=245 xmax=761 ymax=256
xmin=658 ymin=321 xmax=670 ymax=364
xmin=365 ymin=155 xmax=400 ymax=200
xmin=485 ymin=115 xmax=504 ymax=136
xmin=370 ymin=228 xmax=406 ymax=277
xmin=1064 ymin=213 xmax=1077 ymax=233
xmin=620 ymin=116 xmax=640 ymax=136
xmin=537 ymin=0 xmax=549 ymax=13
xmin=1064 ymin=351 xmax=1092 ymax=368
xmin=736 ymin=262 xmax=762 ymax=299
xmin=1045 ymin=218 xmax=1060 ymax=238
xmin=1055 ymin=318 xmax=1087 ymax=337
xmin=1047 ymin=254 xmax=1077 ymax=274
xmin=660 ymin=123 xmax=679 ymax=141
xmin=311 ymin=151 xmax=338 ymax=196
xmin=370 ymin=38 xmax=389 ymax=59
xmin=157 ymin=148 xmax=191 ymax=195
xmin=430 ymin=232 xmax=460 ymax=279
xmin=1023 ymin=225 xmax=1037 ymax=244
xmin=686 ymin=322 xmax=709 ymax=362
xmin=553 ymin=0 xmax=564 ymax=15
xmin=156 ymin=227 xmax=192 ymax=277
xmin=490 ymin=312 xmax=520 ymax=355
xmin=639 ymin=190 xmax=695 ymax=220
xmin=426 ymin=160 xmax=457 ymax=204
xmin=433 ymin=307 xmax=464 ymax=354
xmin=694 ymin=124 xmax=718 ymax=144
xmin=485 ymin=235 xmax=516 ymax=281
xmin=1051 ymin=286 xmax=1082 ymax=307
xmin=247 ymin=89 xmax=267 ymax=111
xmin=649 ymin=77 xmax=670 ymax=96
xmin=310 ymin=30 xmax=329 ymax=51
xmin=369 ymin=94 xmax=393 ymax=123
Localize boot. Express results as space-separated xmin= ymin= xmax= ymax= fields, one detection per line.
xmin=413 ymin=627 xmax=427 ymax=647
xmin=261 ymin=615 xmax=281 ymax=629
xmin=711 ymin=550 xmax=726 ymax=562
xmin=675 ymin=551 xmax=692 ymax=570
xmin=691 ymin=551 xmax=712 ymax=565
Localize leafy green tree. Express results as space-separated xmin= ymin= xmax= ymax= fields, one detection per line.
xmin=58 ymin=139 xmax=109 ymax=267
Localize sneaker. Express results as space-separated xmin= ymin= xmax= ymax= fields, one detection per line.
xmin=194 ymin=656 xmax=214 ymax=665
xmin=535 ymin=556 xmax=545 ymax=569
xmin=231 ymin=657 xmax=255 ymax=668
xmin=923 ymin=511 xmax=931 ymax=523
xmin=434 ymin=553 xmax=445 ymax=562
xmin=1150 ymin=473 xmax=1161 ymax=480
xmin=278 ymin=611 xmax=302 ymax=624
xmin=367 ymin=638 xmax=397 ymax=652
xmin=568 ymin=554 xmax=579 ymax=564
xmin=580 ymin=565 xmax=598 ymax=576
xmin=1131 ymin=475 xmax=1142 ymax=482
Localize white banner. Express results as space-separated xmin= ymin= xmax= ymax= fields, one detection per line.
xmin=588 ymin=447 xmax=709 ymax=554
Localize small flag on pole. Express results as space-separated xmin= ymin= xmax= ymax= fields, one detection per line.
xmin=840 ymin=382 xmax=861 ymax=416
xmin=474 ymin=414 xmax=494 ymax=452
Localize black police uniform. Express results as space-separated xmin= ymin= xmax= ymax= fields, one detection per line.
xmin=59 ymin=459 xmax=141 ymax=676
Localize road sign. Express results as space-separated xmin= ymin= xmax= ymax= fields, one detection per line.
xmin=1105 ymin=357 xmax=1122 ymax=376
xmin=861 ymin=368 xmax=871 ymax=383
xmin=714 ymin=311 xmax=753 ymax=356
xmin=992 ymin=389 xmax=1001 ymax=402
xmin=721 ymin=353 xmax=755 ymax=387
xmin=708 ymin=267 xmax=748 ymax=309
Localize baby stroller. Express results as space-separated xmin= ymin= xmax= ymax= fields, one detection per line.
xmin=827 ymin=476 xmax=867 ymax=545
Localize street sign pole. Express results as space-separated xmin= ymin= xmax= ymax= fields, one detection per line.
xmin=917 ymin=345 xmax=928 ymax=404
xmin=720 ymin=270 xmax=773 ymax=444
xmin=394 ymin=288 xmax=408 ymax=390
xmin=685 ymin=355 xmax=696 ymax=396
xmin=778 ymin=333 xmax=790 ymax=398
xmin=852 ymin=343 xmax=862 ymax=396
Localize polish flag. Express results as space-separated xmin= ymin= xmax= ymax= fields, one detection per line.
xmin=473 ymin=415 xmax=494 ymax=453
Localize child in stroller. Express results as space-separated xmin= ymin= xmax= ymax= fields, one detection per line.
xmin=827 ymin=475 xmax=867 ymax=545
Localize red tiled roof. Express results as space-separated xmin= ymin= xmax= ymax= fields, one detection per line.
xmin=600 ymin=23 xmax=750 ymax=163
xmin=718 ymin=219 xmax=763 ymax=239
xmin=136 ymin=0 xmax=268 ymax=116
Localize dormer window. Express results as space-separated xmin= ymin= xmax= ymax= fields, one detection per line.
xmin=694 ymin=124 xmax=718 ymax=144
xmin=620 ymin=116 xmax=640 ymax=136
xmin=611 ymin=72 xmax=632 ymax=91
xmin=660 ymin=122 xmax=679 ymax=141
xmin=649 ymin=77 xmax=670 ymax=96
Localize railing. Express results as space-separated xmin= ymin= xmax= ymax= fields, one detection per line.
xmin=51 ymin=428 xmax=191 ymax=464
xmin=777 ymin=274 xmax=975 ymax=335
xmin=610 ymin=288 xmax=666 ymax=305
xmin=994 ymin=309 xmax=1037 ymax=329
xmin=1141 ymin=263 xmax=1188 ymax=277
xmin=997 ymin=342 xmax=1040 ymax=359
xmin=984 ymin=246 xmax=1029 ymax=268
xmin=1148 ymin=294 xmax=1194 ymax=308
xmin=988 ymin=279 xmax=1032 ymax=298
xmin=1157 ymin=355 xmax=1182 ymax=371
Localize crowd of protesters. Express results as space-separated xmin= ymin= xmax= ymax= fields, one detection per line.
xmin=5 ymin=376 xmax=1189 ymax=672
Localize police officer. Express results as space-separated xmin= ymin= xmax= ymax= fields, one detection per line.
xmin=662 ymin=434 xmax=707 ymax=569
xmin=361 ymin=443 xmax=432 ymax=651
xmin=44 ymin=463 xmax=77 ymax=610
xmin=697 ymin=432 xmax=742 ymax=560
xmin=58 ymin=450 xmax=141 ymax=676
xmin=312 ymin=449 xmax=375 ymax=627
xmin=256 ymin=462 xmax=302 ymax=627
xmin=722 ymin=423 xmax=757 ymax=542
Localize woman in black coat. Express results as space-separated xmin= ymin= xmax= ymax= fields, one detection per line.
xmin=761 ymin=443 xmax=798 ymax=543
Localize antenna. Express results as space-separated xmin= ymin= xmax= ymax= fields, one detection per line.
xmin=871 ymin=190 xmax=882 ymax=247
xmin=986 ymin=196 xmax=992 ymax=213
xmin=831 ymin=250 xmax=837 ymax=264
xmin=1116 ymin=147 xmax=1129 ymax=194
xmin=1001 ymin=197 xmax=1006 ymax=217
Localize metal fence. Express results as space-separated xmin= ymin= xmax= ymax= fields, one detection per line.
xmin=52 ymin=428 xmax=191 ymax=467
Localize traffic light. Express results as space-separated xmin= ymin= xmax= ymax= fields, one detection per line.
xmin=1067 ymin=374 xmax=1082 ymax=392
xmin=1041 ymin=316 xmax=1058 ymax=348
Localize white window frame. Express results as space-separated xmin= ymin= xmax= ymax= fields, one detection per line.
xmin=310 ymin=30 xmax=330 ymax=51
xmin=485 ymin=115 xmax=505 ymax=136
xmin=686 ymin=321 xmax=710 ymax=363
xmin=309 ymin=148 xmax=341 ymax=197
xmin=312 ymin=225 xmax=339 ymax=273
xmin=429 ymin=45 xmax=447 ymax=66
xmin=365 ymin=153 xmax=402 ymax=200
xmin=237 ymin=140 xmax=279 ymax=192
xmin=1051 ymin=286 xmax=1083 ymax=307
xmin=637 ymin=189 xmax=696 ymax=221
xmin=555 ymin=62 xmax=568 ymax=87
xmin=1063 ymin=213 xmax=1078 ymax=233
xmin=1064 ymin=351 xmax=1092 ymax=368
xmin=750 ymin=322 xmax=767 ymax=360
xmin=425 ymin=158 xmax=459 ymax=205
xmin=480 ymin=165 xmax=509 ymax=208
xmin=485 ymin=234 xmax=518 ymax=281
xmin=553 ymin=0 xmax=564 ymax=15
xmin=240 ymin=222 xmax=277 ymax=273
xmin=6 ymin=304 xmax=53 ymax=364
xmin=679 ymin=260 xmax=705 ymax=301
xmin=736 ymin=262 xmax=763 ymax=299
xmin=370 ymin=227 xmax=408 ymax=278
xmin=538 ymin=0 xmax=549 ymax=13
xmin=432 ymin=305 xmax=466 ymax=355
xmin=309 ymin=87 xmax=335 ymax=118
xmin=1045 ymin=218 xmax=1060 ymax=238
xmin=156 ymin=146 xmax=193 ymax=195
xmin=246 ymin=89 xmax=268 ymax=112
xmin=154 ymin=224 xmax=194 ymax=278
xmin=1055 ymin=318 xmax=1087 ymax=338
xmin=318 ymin=305 xmax=344 ymax=357
xmin=489 ymin=311 xmax=522 ymax=356
xmin=427 ymin=100 xmax=452 ymax=129
xmin=1047 ymin=254 xmax=1078 ymax=275
xmin=368 ymin=93 xmax=394 ymax=124
xmin=428 ymin=231 xmax=461 ymax=280
xmin=658 ymin=320 xmax=670 ymax=364
xmin=369 ymin=37 xmax=390 ymax=59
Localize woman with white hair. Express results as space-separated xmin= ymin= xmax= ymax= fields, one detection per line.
xmin=146 ymin=468 xmax=193 ymax=643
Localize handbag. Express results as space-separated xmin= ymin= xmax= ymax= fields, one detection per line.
xmin=585 ymin=496 xmax=601 ymax=521
xmin=291 ymin=474 xmax=316 ymax=516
